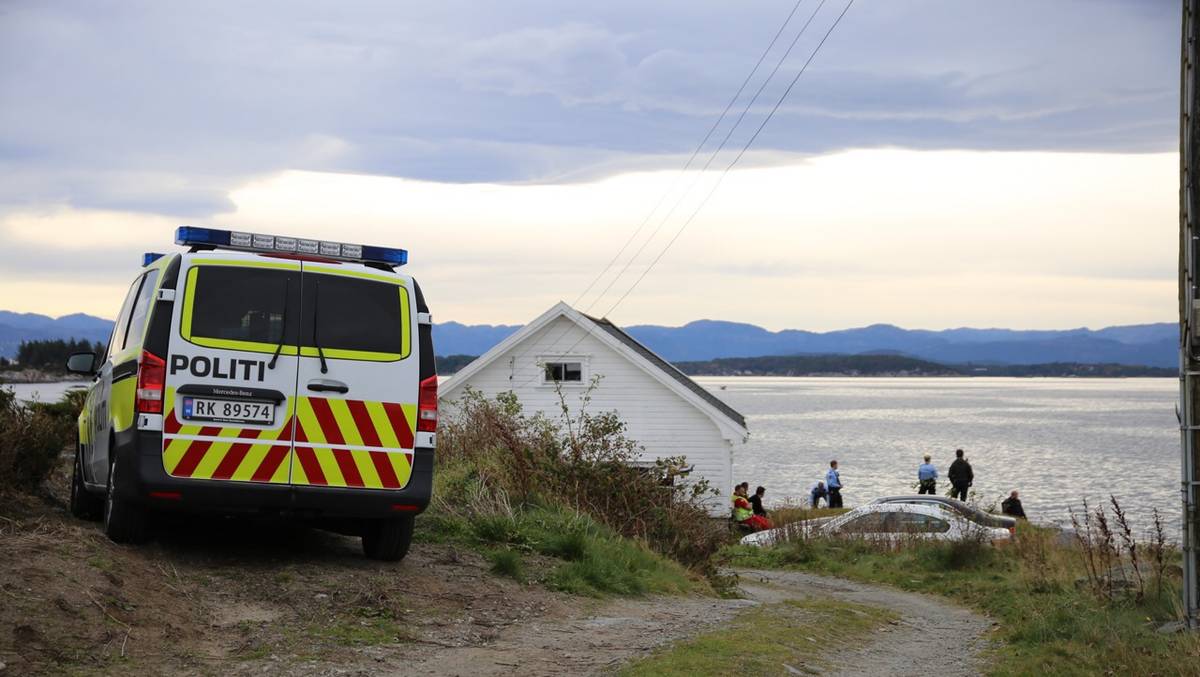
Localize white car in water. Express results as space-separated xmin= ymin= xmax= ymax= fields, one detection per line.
xmin=740 ymin=502 xmax=1012 ymax=547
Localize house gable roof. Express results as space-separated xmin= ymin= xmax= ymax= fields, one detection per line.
xmin=581 ymin=313 xmax=746 ymax=429
xmin=440 ymin=301 xmax=748 ymax=440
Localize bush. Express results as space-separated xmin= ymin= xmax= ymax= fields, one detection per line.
xmin=0 ymin=387 xmax=79 ymax=495
xmin=436 ymin=385 xmax=728 ymax=572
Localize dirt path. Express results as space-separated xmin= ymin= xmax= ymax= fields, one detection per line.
xmin=736 ymin=569 xmax=993 ymax=676
xmin=403 ymin=569 xmax=993 ymax=676
xmin=400 ymin=595 xmax=759 ymax=676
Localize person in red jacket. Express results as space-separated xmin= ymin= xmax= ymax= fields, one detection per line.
xmin=733 ymin=483 xmax=771 ymax=531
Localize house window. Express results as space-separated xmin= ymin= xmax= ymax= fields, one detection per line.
xmin=543 ymin=361 xmax=583 ymax=383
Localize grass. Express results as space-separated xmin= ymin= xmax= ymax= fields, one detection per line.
xmin=487 ymin=549 xmax=526 ymax=582
xmin=721 ymin=524 xmax=1200 ymax=676
xmin=619 ymin=598 xmax=896 ymax=676
xmin=305 ymin=613 xmax=408 ymax=647
xmin=416 ymin=503 xmax=695 ymax=597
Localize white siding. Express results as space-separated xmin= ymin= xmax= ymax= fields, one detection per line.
xmin=442 ymin=316 xmax=734 ymax=515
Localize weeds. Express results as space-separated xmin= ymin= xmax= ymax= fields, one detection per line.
xmin=0 ymin=387 xmax=81 ymax=495
xmin=1069 ymin=495 xmax=1175 ymax=604
xmin=436 ymin=386 xmax=728 ymax=573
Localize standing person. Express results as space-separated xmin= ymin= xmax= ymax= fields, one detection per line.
xmin=948 ymin=448 xmax=973 ymax=501
xmin=809 ymin=481 xmax=828 ymax=509
xmin=1001 ymin=490 xmax=1027 ymax=519
xmin=750 ymin=486 xmax=769 ymax=518
xmin=826 ymin=460 xmax=844 ymax=508
xmin=917 ymin=455 xmax=938 ymax=495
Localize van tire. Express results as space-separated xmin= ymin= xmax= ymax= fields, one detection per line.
xmin=69 ymin=442 xmax=103 ymax=521
xmin=362 ymin=516 xmax=414 ymax=561
xmin=103 ymin=455 xmax=148 ymax=544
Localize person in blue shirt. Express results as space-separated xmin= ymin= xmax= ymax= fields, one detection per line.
xmin=825 ymin=460 xmax=843 ymax=508
xmin=917 ymin=455 xmax=938 ymax=495
xmin=809 ymin=481 xmax=828 ymax=508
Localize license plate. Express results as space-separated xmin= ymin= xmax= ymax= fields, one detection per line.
xmin=181 ymin=397 xmax=274 ymax=425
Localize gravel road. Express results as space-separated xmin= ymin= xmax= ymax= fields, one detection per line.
xmin=403 ymin=569 xmax=993 ymax=676
xmin=737 ymin=569 xmax=993 ymax=676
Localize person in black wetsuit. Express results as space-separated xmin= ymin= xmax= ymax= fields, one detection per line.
xmin=1001 ymin=490 xmax=1027 ymax=519
xmin=750 ymin=486 xmax=769 ymax=518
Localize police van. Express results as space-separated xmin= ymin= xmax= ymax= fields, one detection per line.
xmin=66 ymin=227 xmax=437 ymax=561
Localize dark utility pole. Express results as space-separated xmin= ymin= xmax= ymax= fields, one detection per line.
xmin=1180 ymin=0 xmax=1200 ymax=628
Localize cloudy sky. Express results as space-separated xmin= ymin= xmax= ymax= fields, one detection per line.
xmin=0 ymin=0 xmax=1179 ymax=330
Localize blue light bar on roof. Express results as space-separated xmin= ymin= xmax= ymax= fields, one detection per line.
xmin=142 ymin=252 xmax=164 ymax=266
xmin=174 ymin=226 xmax=408 ymax=266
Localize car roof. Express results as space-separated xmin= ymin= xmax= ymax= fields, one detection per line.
xmin=872 ymin=495 xmax=968 ymax=508
xmin=831 ymin=502 xmax=953 ymax=521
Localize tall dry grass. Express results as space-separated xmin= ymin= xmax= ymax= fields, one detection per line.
xmin=435 ymin=382 xmax=729 ymax=571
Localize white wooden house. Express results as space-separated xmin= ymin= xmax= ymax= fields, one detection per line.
xmin=439 ymin=302 xmax=748 ymax=515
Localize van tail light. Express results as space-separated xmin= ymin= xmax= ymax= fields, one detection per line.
xmin=417 ymin=375 xmax=438 ymax=433
xmin=136 ymin=350 xmax=166 ymax=414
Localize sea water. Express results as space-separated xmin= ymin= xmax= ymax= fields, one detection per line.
xmin=698 ymin=377 xmax=1179 ymax=535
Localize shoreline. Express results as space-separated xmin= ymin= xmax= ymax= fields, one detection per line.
xmin=0 ymin=370 xmax=83 ymax=385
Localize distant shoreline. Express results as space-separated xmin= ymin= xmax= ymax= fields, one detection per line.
xmin=0 ymin=369 xmax=82 ymax=385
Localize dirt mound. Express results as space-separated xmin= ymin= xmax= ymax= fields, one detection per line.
xmin=0 ymin=462 xmax=573 ymax=675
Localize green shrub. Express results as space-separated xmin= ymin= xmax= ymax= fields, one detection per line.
xmin=436 ymin=386 xmax=729 ymax=572
xmin=0 ymin=387 xmax=78 ymax=495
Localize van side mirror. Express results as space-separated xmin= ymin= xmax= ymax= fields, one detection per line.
xmin=66 ymin=352 xmax=97 ymax=375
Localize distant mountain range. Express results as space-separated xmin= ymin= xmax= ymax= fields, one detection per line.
xmin=0 ymin=312 xmax=115 ymax=359
xmin=671 ymin=354 xmax=1174 ymax=378
xmin=435 ymin=320 xmax=1177 ymax=368
xmin=0 ymin=312 xmax=1177 ymax=369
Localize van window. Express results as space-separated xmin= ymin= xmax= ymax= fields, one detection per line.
xmin=301 ymin=273 xmax=407 ymax=357
xmin=123 ymin=269 xmax=160 ymax=351
xmin=187 ymin=266 xmax=299 ymax=347
xmin=108 ymin=275 xmax=144 ymax=357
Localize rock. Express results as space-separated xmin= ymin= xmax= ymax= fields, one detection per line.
xmin=1157 ymin=620 xmax=1190 ymax=635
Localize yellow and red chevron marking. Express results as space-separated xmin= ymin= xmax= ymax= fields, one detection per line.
xmin=291 ymin=396 xmax=416 ymax=490
xmin=160 ymin=389 xmax=296 ymax=483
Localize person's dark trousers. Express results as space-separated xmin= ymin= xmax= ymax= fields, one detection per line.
xmin=951 ymin=483 xmax=969 ymax=501
xmin=828 ymin=488 xmax=843 ymax=508
xmin=918 ymin=480 xmax=936 ymax=495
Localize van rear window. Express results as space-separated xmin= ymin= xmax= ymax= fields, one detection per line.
xmin=302 ymin=273 xmax=406 ymax=356
xmin=188 ymin=267 xmax=298 ymax=346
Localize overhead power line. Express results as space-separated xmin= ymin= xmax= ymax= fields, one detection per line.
xmin=570 ymin=0 xmax=810 ymax=311
xmin=579 ymin=0 xmax=830 ymax=317
xmin=509 ymin=0 xmax=856 ymax=389
xmin=503 ymin=0 xmax=819 ymax=380
xmin=600 ymin=0 xmax=856 ymax=318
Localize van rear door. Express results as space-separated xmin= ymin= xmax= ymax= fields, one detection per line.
xmin=291 ymin=263 xmax=418 ymax=490
xmin=161 ymin=257 xmax=301 ymax=484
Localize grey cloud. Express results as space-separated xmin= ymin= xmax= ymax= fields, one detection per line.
xmin=0 ymin=0 xmax=1179 ymax=218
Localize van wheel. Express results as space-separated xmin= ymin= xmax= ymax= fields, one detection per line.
xmin=69 ymin=443 xmax=103 ymax=521
xmin=103 ymin=455 xmax=148 ymax=544
xmin=362 ymin=516 xmax=414 ymax=561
